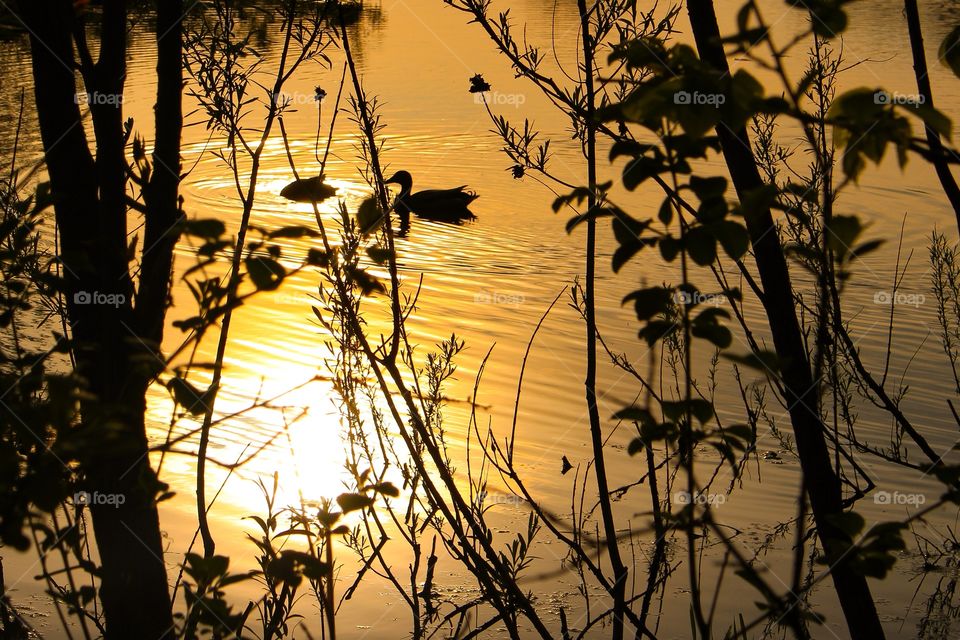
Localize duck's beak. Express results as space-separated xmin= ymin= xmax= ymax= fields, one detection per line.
xmin=384 ymin=172 xmax=400 ymax=185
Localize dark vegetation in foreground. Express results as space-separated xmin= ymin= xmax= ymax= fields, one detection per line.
xmin=2 ymin=0 xmax=960 ymax=638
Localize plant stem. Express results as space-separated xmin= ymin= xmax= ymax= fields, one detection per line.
xmin=325 ymin=529 xmax=336 ymax=640
xmin=904 ymin=0 xmax=960 ymax=231
xmin=196 ymin=0 xmax=299 ymax=559
xmin=577 ymin=2 xmax=628 ymax=638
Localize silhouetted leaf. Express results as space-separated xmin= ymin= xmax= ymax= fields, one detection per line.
xmin=612 ymin=214 xmax=654 ymax=271
xmin=826 ymin=215 xmax=863 ymax=256
xmin=830 ymin=88 xmax=913 ymax=179
xmin=267 ymin=550 xmax=329 ymax=585
xmin=246 ymin=256 xmax=286 ymax=291
xmin=662 ymin=398 xmax=714 ymax=424
xmin=366 ymin=246 xmax=393 ymax=265
xmin=613 ymin=406 xmax=656 ymax=425
xmin=167 ymin=376 xmax=212 ymax=416
xmin=825 ymin=511 xmax=865 ymax=539
xmin=689 ymin=176 xmax=727 ymax=202
xmin=182 ymin=218 xmax=226 ymax=239
xmin=609 ymin=139 xmax=652 ymax=161
xmin=658 ymin=197 xmax=674 ymax=225
xmin=711 ymin=220 xmax=750 ymax=259
xmin=623 ymin=287 xmax=673 ymax=322
xmin=345 ymin=267 xmax=385 ymax=295
xmin=336 ymin=492 xmax=374 ymax=513
xmin=685 ymin=226 xmax=717 ymax=266
xmin=940 ymin=26 xmax=960 ymax=79
xmin=691 ymin=306 xmax=733 ymax=349
xmin=639 ymin=320 xmax=677 ymax=346
xmin=912 ymin=103 xmax=953 ymax=139
xmin=373 ymin=482 xmax=399 ymax=497
xmin=723 ymin=350 xmax=781 ymax=373
xmin=358 ymin=197 xmax=384 ymax=235
xmin=307 ymin=248 xmax=329 ymax=267
xmin=566 ymin=206 xmax=617 ymax=233
xmin=623 ymin=152 xmax=667 ymax=189
xmin=659 ymin=235 xmax=681 ymax=262
xmin=469 ymin=73 xmax=491 ymax=93
xmin=268 ymin=225 xmax=320 ymax=239
xmin=788 ymin=0 xmax=851 ymax=38
xmin=849 ymin=239 xmax=884 ymax=261
xmin=721 ymin=424 xmax=755 ymax=447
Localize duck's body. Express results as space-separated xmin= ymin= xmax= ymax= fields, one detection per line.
xmin=385 ymin=171 xmax=478 ymax=225
xmin=280 ymin=175 xmax=337 ymax=203
xmin=397 ymin=187 xmax=478 ymax=220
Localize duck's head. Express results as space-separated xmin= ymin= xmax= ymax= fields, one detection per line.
xmin=384 ymin=170 xmax=413 ymax=194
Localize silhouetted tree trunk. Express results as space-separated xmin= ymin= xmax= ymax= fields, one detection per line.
xmin=21 ymin=0 xmax=182 ymax=637
xmin=685 ymin=2 xmax=885 ymax=639
xmin=903 ymin=0 xmax=960 ymax=232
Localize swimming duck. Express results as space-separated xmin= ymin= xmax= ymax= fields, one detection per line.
xmin=384 ymin=170 xmax=478 ymax=225
xmin=280 ymin=175 xmax=338 ymax=203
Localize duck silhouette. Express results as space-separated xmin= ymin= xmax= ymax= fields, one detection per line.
xmin=384 ymin=170 xmax=478 ymax=226
xmin=280 ymin=174 xmax=338 ymax=203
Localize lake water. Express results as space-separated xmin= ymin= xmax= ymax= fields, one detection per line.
xmin=4 ymin=1 xmax=960 ymax=638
